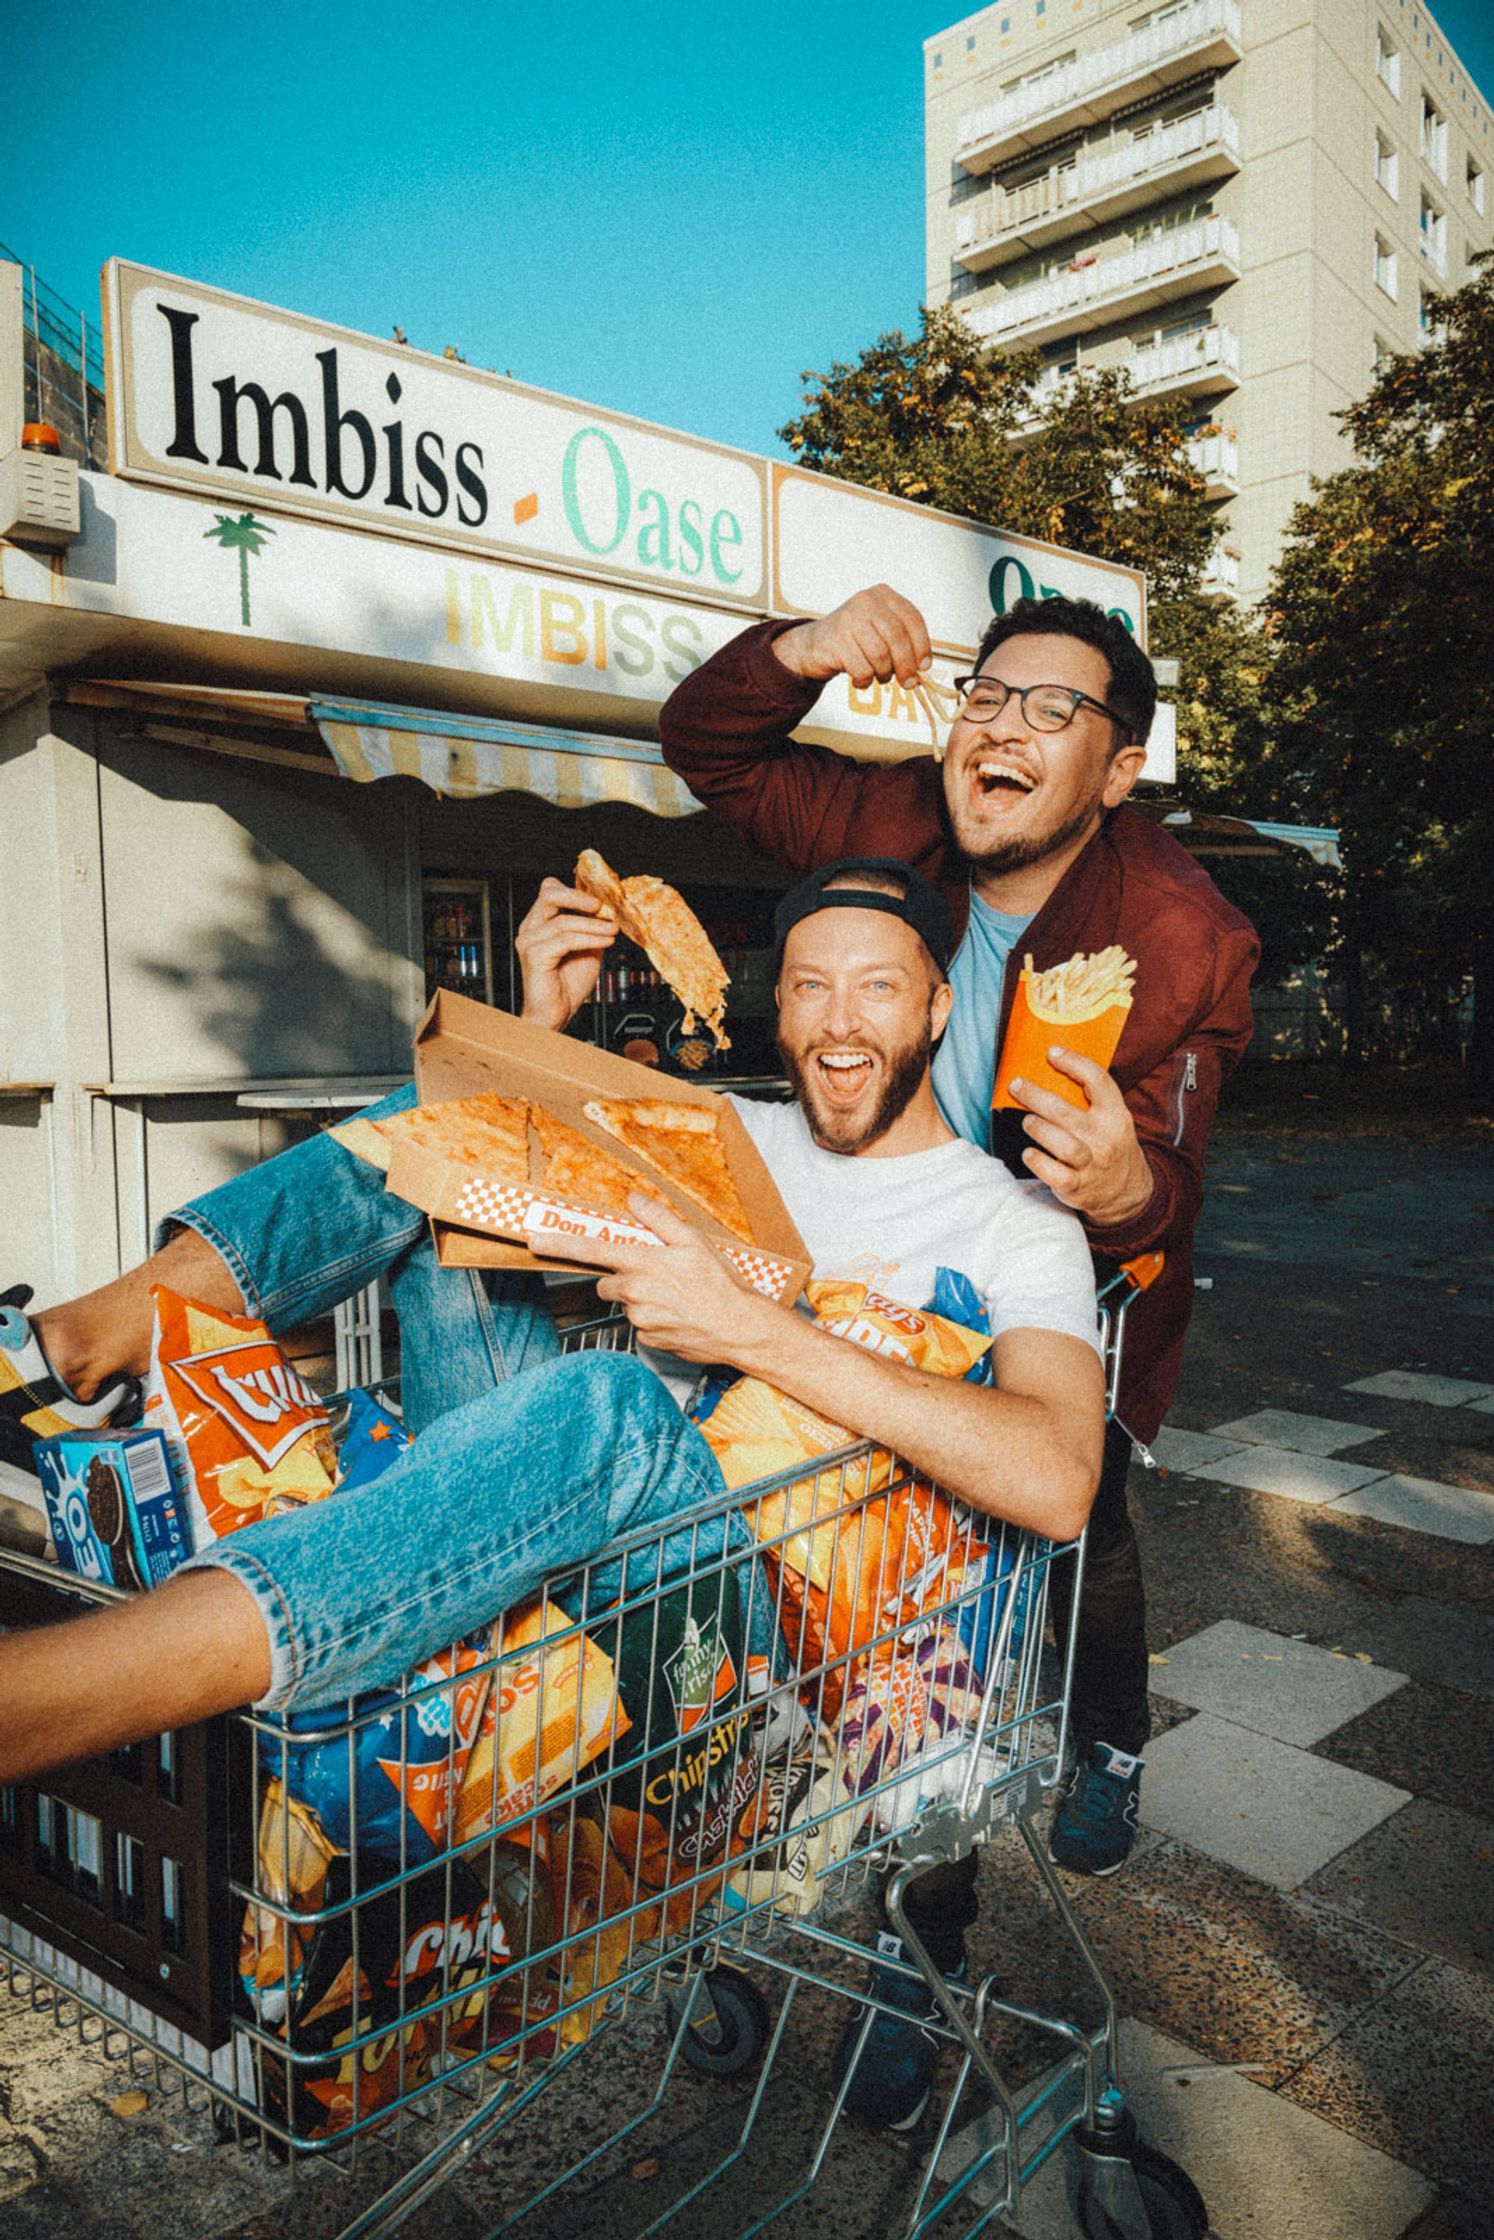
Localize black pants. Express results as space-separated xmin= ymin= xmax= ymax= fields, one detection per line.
xmin=895 ymin=1420 xmax=1149 ymax=1970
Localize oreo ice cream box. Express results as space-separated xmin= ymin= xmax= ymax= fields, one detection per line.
xmin=34 ymin=1429 xmax=193 ymax=1590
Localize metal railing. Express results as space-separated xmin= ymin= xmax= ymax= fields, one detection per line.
xmin=956 ymin=0 xmax=1243 ymax=169
xmin=1128 ymin=319 xmax=1239 ymax=391
xmin=955 ymin=104 xmax=1238 ymax=261
xmin=1 ymin=242 xmax=107 ymax=470
xmin=962 ymin=214 xmax=1240 ymax=345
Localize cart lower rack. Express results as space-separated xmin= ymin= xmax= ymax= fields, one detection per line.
xmin=0 ymin=1292 xmax=1204 ymax=2239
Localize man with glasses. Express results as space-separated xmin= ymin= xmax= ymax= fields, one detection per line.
xmin=660 ymin=583 xmax=1257 ymax=2127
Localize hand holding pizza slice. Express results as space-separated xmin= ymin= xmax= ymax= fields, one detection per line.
xmin=574 ymin=849 xmax=731 ymax=1049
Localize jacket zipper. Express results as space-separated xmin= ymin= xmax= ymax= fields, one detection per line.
xmin=1171 ymin=1050 xmax=1198 ymax=1147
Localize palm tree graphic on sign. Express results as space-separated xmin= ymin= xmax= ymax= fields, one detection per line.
xmin=203 ymin=511 xmax=275 ymax=627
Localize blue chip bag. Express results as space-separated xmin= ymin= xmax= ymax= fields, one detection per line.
xmin=334 ymin=1387 xmax=412 ymax=1494
xmin=261 ymin=1630 xmax=493 ymax=1864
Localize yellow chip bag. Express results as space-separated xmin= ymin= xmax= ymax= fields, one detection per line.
xmin=691 ymin=1283 xmax=992 ymax=1714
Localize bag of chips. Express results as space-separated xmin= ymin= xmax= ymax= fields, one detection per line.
xmin=585 ymin=1565 xmax=758 ymax=1907
xmin=266 ymin=1600 xmax=629 ymax=1868
xmin=451 ymin=1598 xmax=632 ymax=1848
xmin=690 ymin=1281 xmax=994 ymax=1716
xmin=253 ymin=1845 xmax=555 ymax=2141
xmin=333 ymin=1387 xmax=412 ymax=1494
xmin=142 ymin=1287 xmax=336 ymax=1547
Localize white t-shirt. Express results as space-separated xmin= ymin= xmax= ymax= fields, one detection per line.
xmin=643 ymin=1097 xmax=1100 ymax=1406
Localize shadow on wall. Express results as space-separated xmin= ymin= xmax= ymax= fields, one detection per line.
xmin=136 ymin=846 xmax=406 ymax=1081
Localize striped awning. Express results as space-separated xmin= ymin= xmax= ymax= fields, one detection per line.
xmin=310 ymin=698 xmax=703 ymax=818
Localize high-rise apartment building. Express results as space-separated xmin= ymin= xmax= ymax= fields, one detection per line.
xmin=923 ymin=1 xmax=1494 ymax=602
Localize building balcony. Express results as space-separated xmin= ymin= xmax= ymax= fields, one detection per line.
xmin=1128 ymin=320 xmax=1240 ymax=399
xmin=961 ymin=215 xmax=1240 ymax=351
xmin=1199 ymin=542 xmax=1241 ymax=598
xmin=955 ymin=0 xmax=1243 ymax=175
xmin=954 ymin=105 xmax=1240 ymax=273
xmin=1185 ymin=429 xmax=1239 ymax=497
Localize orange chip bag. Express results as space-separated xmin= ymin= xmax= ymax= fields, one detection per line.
xmin=142 ymin=1285 xmax=337 ymax=1547
xmin=692 ymin=1282 xmax=992 ymax=1717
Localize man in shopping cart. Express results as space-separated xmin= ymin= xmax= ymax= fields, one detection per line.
xmin=0 ymin=863 xmax=1107 ymax=1839
xmin=657 ymin=590 xmax=1257 ymax=2112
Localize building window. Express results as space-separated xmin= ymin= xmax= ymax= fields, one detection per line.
xmin=1421 ymin=95 xmax=1448 ymax=179
xmin=1421 ymin=191 xmax=1446 ymax=271
xmin=1374 ymin=234 xmax=1399 ymax=298
xmin=1419 ymin=289 xmax=1442 ymax=340
xmin=1372 ymin=334 xmax=1395 ymax=376
xmin=1376 ymin=28 xmax=1401 ymax=98
xmin=1374 ymin=131 xmax=1399 ymax=198
xmin=1469 ymin=158 xmax=1485 ymax=214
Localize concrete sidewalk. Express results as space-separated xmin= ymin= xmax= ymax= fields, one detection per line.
xmin=2 ymin=1083 xmax=1490 ymax=2238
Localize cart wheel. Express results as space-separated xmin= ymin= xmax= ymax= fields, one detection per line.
xmin=1076 ymin=2140 xmax=1209 ymax=2239
xmin=673 ymin=1965 xmax=770 ymax=2079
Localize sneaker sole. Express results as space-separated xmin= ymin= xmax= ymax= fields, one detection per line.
xmin=1047 ymin=1840 xmax=1133 ymax=1878
xmin=884 ymin=2085 xmax=932 ymax=2133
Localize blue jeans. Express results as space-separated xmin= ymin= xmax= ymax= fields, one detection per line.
xmin=164 ymin=1088 xmax=740 ymax=1712
xmin=164 ymin=1084 xmax=559 ymax=1438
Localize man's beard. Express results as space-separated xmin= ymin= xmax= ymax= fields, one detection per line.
xmin=778 ymin=1018 xmax=934 ymax=1154
xmin=948 ymin=791 xmax=1102 ymax=880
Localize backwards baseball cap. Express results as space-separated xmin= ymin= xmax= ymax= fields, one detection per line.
xmin=772 ymin=857 xmax=953 ymax=976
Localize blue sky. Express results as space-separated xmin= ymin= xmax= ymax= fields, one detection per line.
xmin=4 ymin=0 xmax=1492 ymax=460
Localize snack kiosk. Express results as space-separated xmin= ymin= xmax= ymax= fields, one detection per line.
xmin=0 ymin=254 xmax=1159 ymax=1308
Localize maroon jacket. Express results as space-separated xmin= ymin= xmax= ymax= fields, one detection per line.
xmin=660 ymin=620 xmax=1260 ymax=1446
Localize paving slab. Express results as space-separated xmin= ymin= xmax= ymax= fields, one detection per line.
xmin=1300 ymin=1797 xmax=1494 ymax=1973
xmin=1064 ymin=1839 xmax=1420 ymax=2086
xmin=1140 ymin=1715 xmax=1411 ymax=1889
xmin=1149 ymin=1426 xmax=1254 ymax=1476
xmin=1331 ymin=1595 xmax=1494 ymax=1702
xmin=1333 ymin=1474 xmax=1494 ymax=1545
xmin=1206 ymin=1408 xmax=1386 ymax=1455
xmin=1280 ymin=1953 xmax=1494 ymax=2200
xmin=1145 ymin=1621 xmax=1407 ymax=1746
xmin=939 ymin=2018 xmax=1434 ymax=2238
xmin=1188 ymin=1444 xmax=1389 ymax=1504
xmin=1345 ymin=1373 xmax=1494 ymax=1408
xmin=1311 ymin=1677 xmax=1494 ymax=1822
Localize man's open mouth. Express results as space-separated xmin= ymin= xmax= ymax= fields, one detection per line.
xmin=971 ymin=756 xmax=1038 ymax=799
xmin=814 ymin=1049 xmax=877 ymax=1103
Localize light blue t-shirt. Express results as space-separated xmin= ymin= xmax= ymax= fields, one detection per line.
xmin=931 ymin=889 xmax=1034 ymax=1147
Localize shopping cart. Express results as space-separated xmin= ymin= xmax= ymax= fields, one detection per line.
xmin=0 ymin=1259 xmax=1205 ymax=2239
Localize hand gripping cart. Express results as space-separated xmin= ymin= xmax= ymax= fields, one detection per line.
xmin=0 ymin=1254 xmax=1205 ymax=2238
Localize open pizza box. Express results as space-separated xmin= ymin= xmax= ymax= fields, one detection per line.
xmin=387 ymin=988 xmax=811 ymax=1303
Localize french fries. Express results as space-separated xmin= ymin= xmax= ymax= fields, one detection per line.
xmin=908 ymin=673 xmax=963 ymax=761
xmin=1022 ymin=945 xmax=1136 ymax=1024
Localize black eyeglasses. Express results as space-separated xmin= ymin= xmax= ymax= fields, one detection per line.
xmin=951 ymin=675 xmax=1133 ymax=739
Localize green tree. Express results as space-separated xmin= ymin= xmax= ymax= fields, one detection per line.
xmin=780 ymin=304 xmax=1217 ymax=604
xmin=1265 ymin=254 xmax=1494 ymax=1099
xmin=204 ymin=511 xmax=275 ymax=628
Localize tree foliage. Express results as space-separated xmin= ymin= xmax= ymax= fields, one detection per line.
xmin=1264 ymin=254 xmax=1494 ymax=1095
xmin=780 ymin=305 xmax=1217 ymax=603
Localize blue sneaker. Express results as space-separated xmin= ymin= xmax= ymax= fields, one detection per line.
xmin=1048 ymin=1743 xmax=1144 ymax=1877
xmin=831 ymin=1931 xmax=965 ymax=2132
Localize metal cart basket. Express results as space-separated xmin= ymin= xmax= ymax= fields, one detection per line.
xmin=0 ymin=1268 xmax=1204 ymax=2238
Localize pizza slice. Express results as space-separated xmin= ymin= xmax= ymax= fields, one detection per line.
xmin=531 ymin=1106 xmax=651 ymax=1218
xmin=330 ymin=1094 xmax=531 ymax=1183
xmin=574 ymin=848 xmax=731 ymax=1049
xmin=581 ymin=1097 xmax=754 ymax=1242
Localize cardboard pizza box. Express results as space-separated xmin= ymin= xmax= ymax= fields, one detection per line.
xmin=402 ymin=989 xmax=811 ymax=1302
